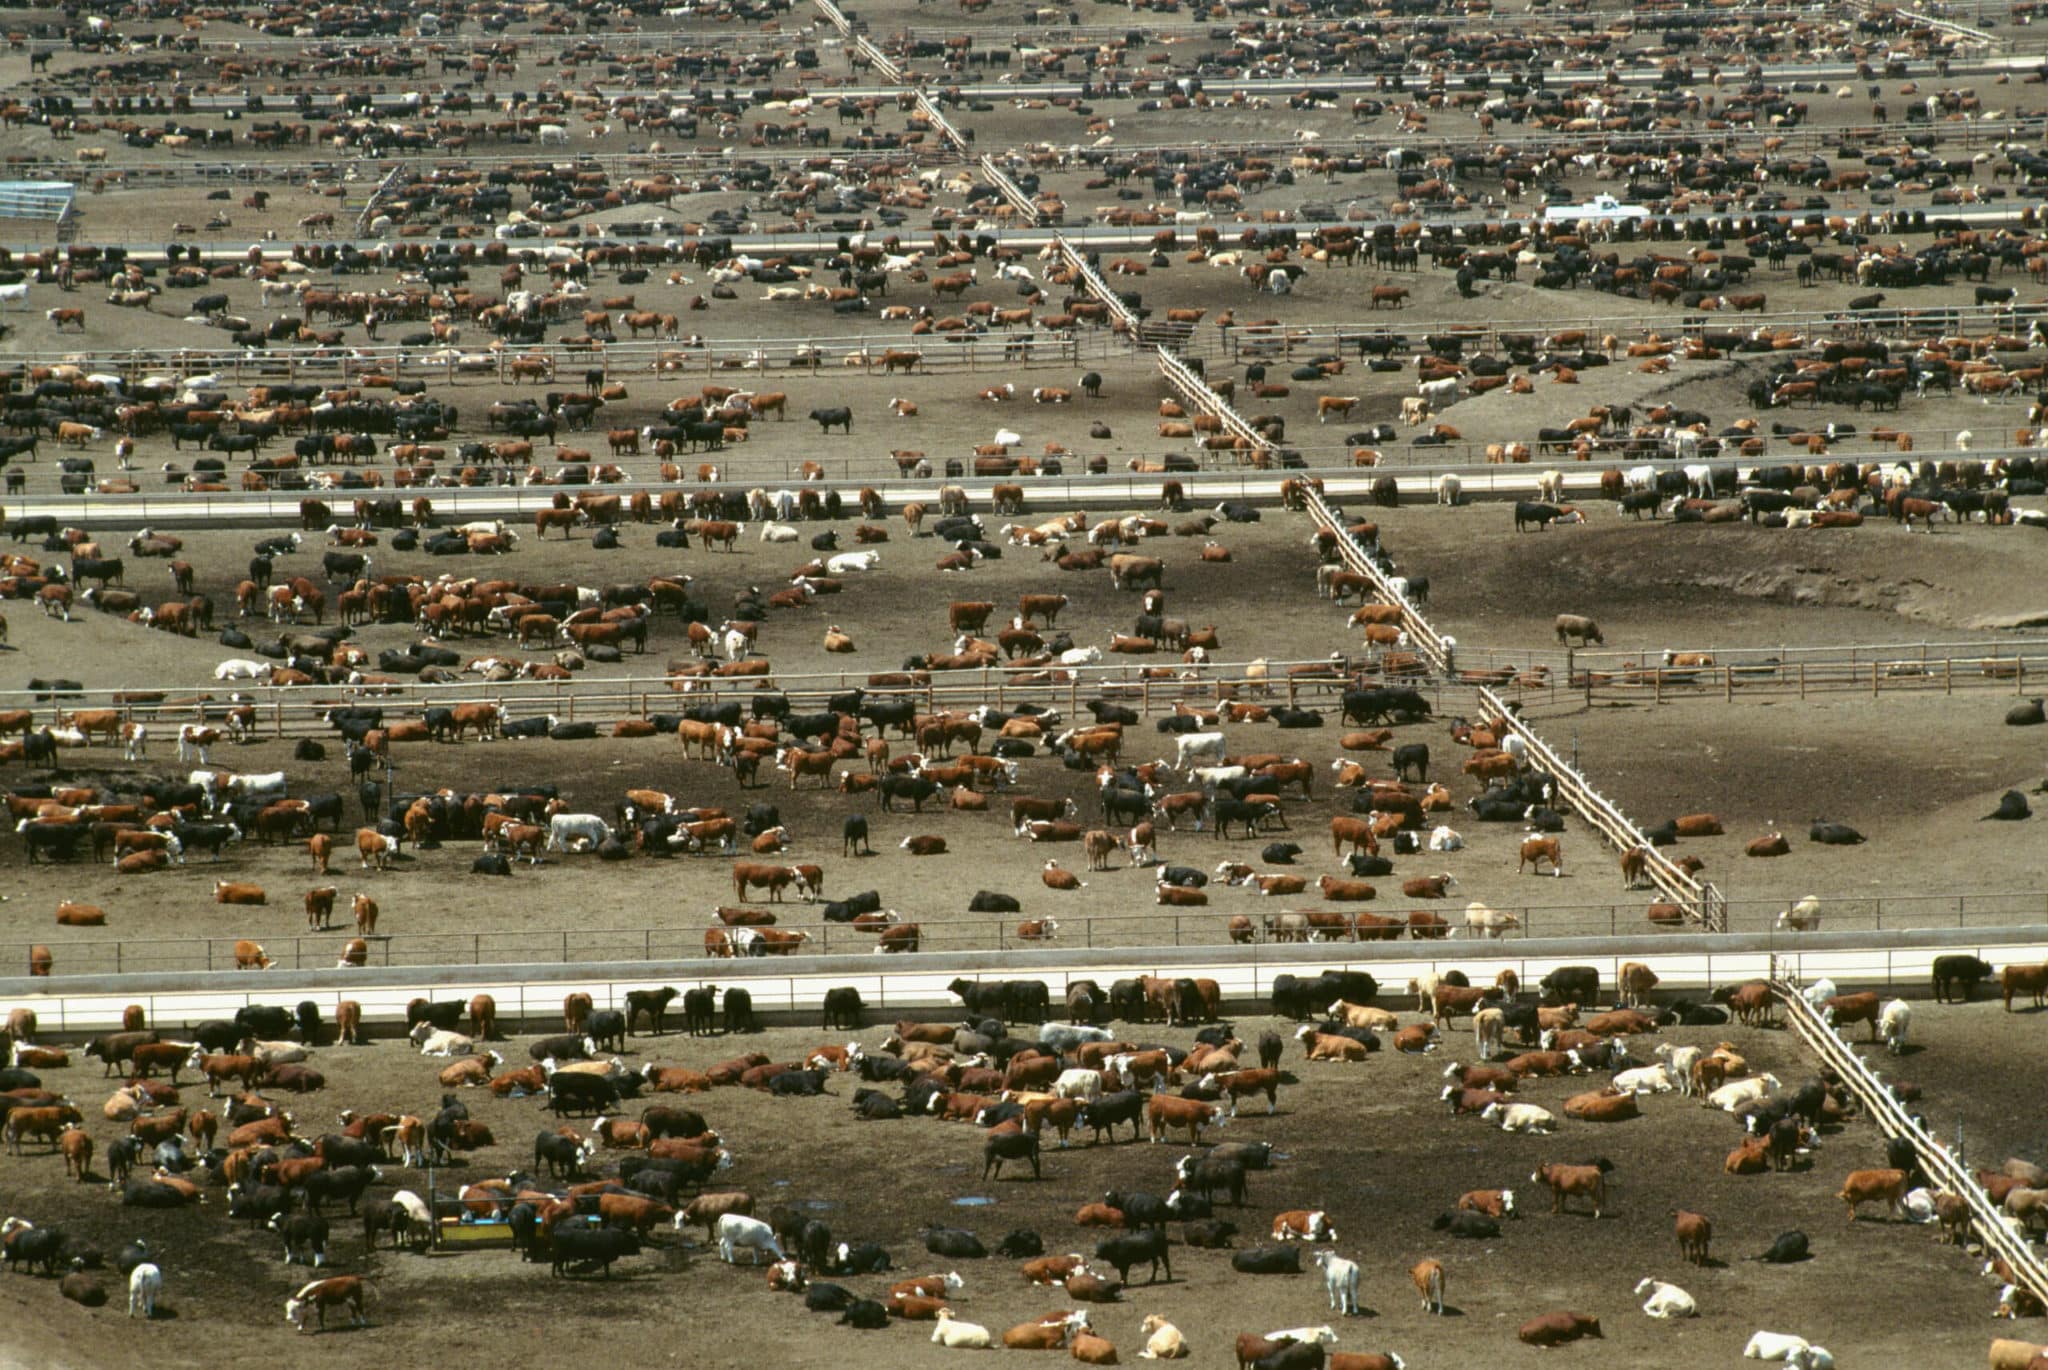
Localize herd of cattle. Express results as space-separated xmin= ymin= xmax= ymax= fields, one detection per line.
xmin=0 ymin=954 xmax=2040 ymax=1358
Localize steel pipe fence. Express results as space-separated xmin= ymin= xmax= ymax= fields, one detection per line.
xmin=1477 ymin=683 xmax=1718 ymax=927
xmin=18 ymin=892 xmax=2048 ymax=978
xmin=1774 ymin=963 xmax=2048 ymax=1311
xmin=5 ymin=924 xmax=2047 ymax=1036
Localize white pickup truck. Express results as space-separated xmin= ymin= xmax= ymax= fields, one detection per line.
xmin=1542 ymin=193 xmax=1651 ymax=223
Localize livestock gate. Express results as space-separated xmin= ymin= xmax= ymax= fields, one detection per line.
xmin=0 ymin=180 xmax=74 ymax=242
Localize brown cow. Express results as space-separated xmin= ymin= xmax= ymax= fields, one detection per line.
xmin=1531 ymin=1161 xmax=1608 ymax=1217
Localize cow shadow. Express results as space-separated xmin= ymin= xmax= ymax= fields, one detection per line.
xmin=1694 ymin=1256 xmax=1729 ymax=1271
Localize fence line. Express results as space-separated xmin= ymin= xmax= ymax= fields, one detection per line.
xmin=1051 ymin=233 xmax=1141 ymax=336
xmin=1477 ymin=683 xmax=1717 ymax=927
xmin=1156 ymin=347 xmax=1273 ymax=459
xmin=23 ymin=891 xmax=2048 ymax=977
xmin=10 ymin=925 xmax=2048 ymax=1036
xmin=0 ymin=652 xmax=1443 ymax=733
xmin=1774 ymin=963 xmax=2048 ymax=1311
xmin=1300 ymin=484 xmax=1451 ymax=673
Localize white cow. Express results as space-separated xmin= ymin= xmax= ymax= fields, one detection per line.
xmin=410 ymin=1023 xmax=476 ymax=1056
xmin=1138 ymin=1314 xmax=1189 ymax=1359
xmin=1879 ymin=999 xmax=1911 ymax=1055
xmin=931 ymin=1310 xmax=992 ymax=1349
xmin=759 ymin=522 xmax=800 ymax=543
xmin=1655 ymin=1044 xmax=1703 ymax=1097
xmin=826 ymin=551 xmax=879 ymax=574
xmin=1435 ymin=473 xmax=1461 ymax=506
xmin=391 ymin=1189 xmax=432 ymax=1232
xmin=1708 ymin=1073 xmax=1781 ymax=1112
xmin=1313 ymin=1250 xmax=1360 ymax=1315
xmin=538 ymin=123 xmax=569 ymax=145
xmin=1173 ymin=732 xmax=1226 ymax=768
xmin=122 ymin=723 xmax=148 ymax=761
xmin=1050 ymin=1068 xmax=1103 ymax=1101
xmin=546 ymin=813 xmax=613 ymax=852
xmin=219 ymin=771 xmax=287 ymax=803
xmin=1898 ymin=1187 xmax=1938 ymax=1223
xmin=1684 ymin=463 xmax=1715 ymax=498
xmin=1481 ymin=1101 xmax=1555 ymax=1133
xmin=1743 ymin=1332 xmax=1832 ymax=1369
xmin=128 ymin=1262 xmax=162 ymax=1318
xmin=1779 ymin=895 xmax=1823 ymax=932
xmin=1263 ymin=1327 xmax=1338 ymax=1348
xmin=1427 ymin=825 xmax=1464 ymax=853
xmin=1537 ymin=469 xmax=1565 ymax=502
xmin=1635 ymin=1277 xmax=1697 ymax=1319
xmin=1418 ymin=375 xmax=1460 ymax=408
xmin=240 ymin=1037 xmax=308 ymax=1066
xmin=1461 ymin=902 xmax=1520 ymax=938
xmin=1058 ymin=646 xmax=1102 ymax=666
xmin=716 ymin=1213 xmax=785 ymax=1265
xmin=1612 ymin=1064 xmax=1676 ymax=1094
xmin=1799 ymin=976 xmax=1837 ymax=1007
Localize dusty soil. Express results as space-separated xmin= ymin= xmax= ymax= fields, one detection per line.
xmin=0 ymin=997 xmax=2014 ymax=1368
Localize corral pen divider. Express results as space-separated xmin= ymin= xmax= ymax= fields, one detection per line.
xmin=1773 ymin=963 xmax=2048 ymax=1309
xmin=1479 ymin=683 xmax=1719 ymax=929
xmin=12 ymin=926 xmax=2048 ymax=1032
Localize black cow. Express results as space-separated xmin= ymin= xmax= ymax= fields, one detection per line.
xmin=1391 ymin=744 xmax=1429 ymax=782
xmin=982 ymin=1130 xmax=1040 ymax=1180
xmin=1228 ymin=1245 xmax=1294 ymax=1277
xmin=1095 ymin=1229 xmax=1171 ymax=1284
xmin=2 ymin=1225 xmax=63 ymax=1275
xmin=547 ymin=1072 xmax=619 ymax=1117
xmin=851 ymin=1088 xmax=900 ymax=1120
xmin=1752 ymin=1230 xmax=1810 ymax=1263
xmin=1932 ymin=955 xmax=1994 ymax=1002
xmin=823 ymin=987 xmax=864 ymax=1029
xmin=322 ymin=551 xmax=368 ymax=582
xmin=270 ymin=1212 xmax=329 ymax=1265
xmin=994 ymin=1230 xmax=1042 ymax=1259
xmin=804 ymin=1281 xmax=855 ymax=1311
xmin=968 ymin=891 xmax=1020 ymax=914
xmin=550 ymin=1223 xmax=640 ymax=1278
xmin=1808 ymin=822 xmax=1865 ymax=845
xmin=878 ymin=775 xmax=940 ymax=812
xmin=1432 ymin=1210 xmax=1499 ymax=1238
xmin=1261 ymin=842 xmax=1302 ymax=865
xmin=809 ymin=406 xmax=853 ymax=433
xmin=723 ymin=987 xmax=755 ymax=1033
xmin=682 ymin=987 xmax=717 ymax=1035
xmin=624 ymin=987 xmax=679 ymax=1036
xmin=1540 ymin=966 xmax=1599 ymax=1005
xmin=535 ymin=1131 xmax=589 ymax=1178
xmin=840 ymin=1299 xmax=889 ymax=1329
xmin=770 ymin=1069 xmax=828 ymax=1097
xmin=1183 ymin=1219 xmax=1238 ymax=1248
xmin=585 ymin=1011 xmax=626 ymax=1053
xmin=1079 ymin=1090 xmax=1145 ymax=1144
xmin=924 ymin=1228 xmax=986 ymax=1260
xmin=841 ymin=815 xmax=872 ymax=856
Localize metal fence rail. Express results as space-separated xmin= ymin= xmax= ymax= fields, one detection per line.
xmin=1156 ymin=347 xmax=1273 ymax=460
xmin=0 ymin=653 xmax=1448 ymax=734
xmin=24 ymin=891 xmax=2048 ymax=977
xmin=1478 ymin=683 xmax=1717 ymax=927
xmin=1300 ymin=484 xmax=1451 ymax=673
xmin=1774 ymin=965 xmax=2048 ymax=1311
xmin=6 ymin=924 xmax=2048 ymax=1037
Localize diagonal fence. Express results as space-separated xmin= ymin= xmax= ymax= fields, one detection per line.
xmin=1774 ymin=965 xmax=2048 ymax=1311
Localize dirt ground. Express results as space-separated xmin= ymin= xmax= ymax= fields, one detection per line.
xmin=8 ymin=484 xmax=2048 ymax=974
xmin=0 ymin=996 xmax=2018 ymax=1367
